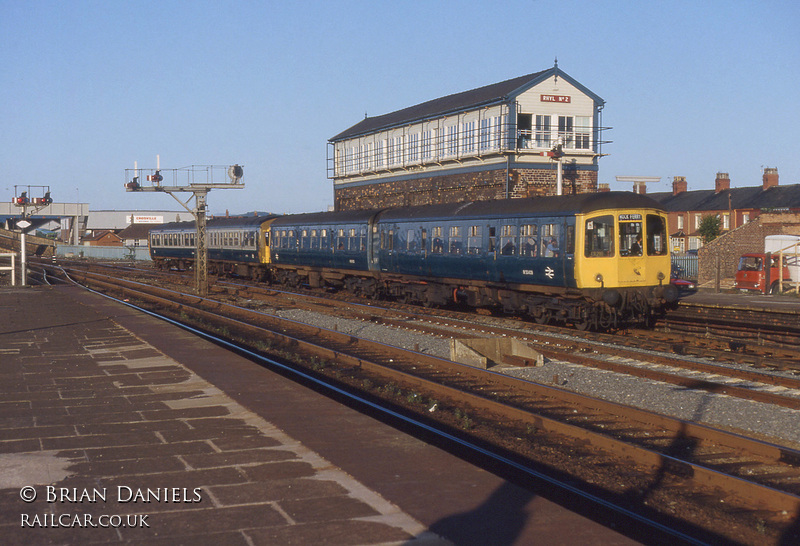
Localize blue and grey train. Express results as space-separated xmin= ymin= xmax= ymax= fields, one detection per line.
xmin=150 ymin=192 xmax=679 ymax=329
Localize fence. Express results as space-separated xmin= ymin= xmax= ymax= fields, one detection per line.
xmin=0 ymin=252 xmax=16 ymax=286
xmin=671 ymin=253 xmax=698 ymax=279
xmin=56 ymin=245 xmax=152 ymax=261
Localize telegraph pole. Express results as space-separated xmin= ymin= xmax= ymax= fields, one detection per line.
xmin=124 ymin=161 xmax=244 ymax=296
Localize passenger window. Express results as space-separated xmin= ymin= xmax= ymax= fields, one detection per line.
xmin=520 ymin=224 xmax=538 ymax=257
xmin=381 ymin=229 xmax=394 ymax=251
xmin=431 ymin=226 xmax=444 ymax=253
xmin=585 ymin=216 xmax=614 ymax=257
xmin=541 ymin=224 xmax=560 ymax=257
xmin=488 ymin=226 xmax=496 ymax=253
xmin=449 ymin=226 xmax=462 ymax=254
xmin=500 ymin=225 xmax=516 ymax=255
xmin=320 ymin=229 xmax=329 ymax=250
xmin=407 ymin=229 xmax=417 ymax=252
xmin=467 ymin=225 xmax=482 ymax=255
xmin=336 ymin=229 xmax=346 ymax=250
xmin=348 ymin=228 xmax=357 ymax=250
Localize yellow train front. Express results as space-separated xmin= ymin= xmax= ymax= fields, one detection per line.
xmin=572 ymin=197 xmax=678 ymax=329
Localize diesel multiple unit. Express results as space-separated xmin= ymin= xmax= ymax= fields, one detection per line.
xmin=150 ymin=192 xmax=679 ymax=330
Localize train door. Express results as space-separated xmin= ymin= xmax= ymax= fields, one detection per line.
xmin=261 ymin=226 xmax=271 ymax=264
xmin=368 ymin=218 xmax=380 ymax=271
xmin=378 ymin=224 xmax=396 ymax=272
xmin=618 ymin=213 xmax=646 ymax=285
xmin=494 ymin=221 xmax=518 ymax=282
xmin=562 ymin=218 xmax=576 ymax=288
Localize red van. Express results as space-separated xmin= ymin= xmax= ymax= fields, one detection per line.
xmin=734 ymin=253 xmax=792 ymax=294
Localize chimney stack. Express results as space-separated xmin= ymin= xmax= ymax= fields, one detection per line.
xmin=715 ymin=172 xmax=730 ymax=193
xmin=632 ymin=181 xmax=646 ymax=194
xmin=672 ymin=176 xmax=687 ymax=196
xmin=763 ymin=167 xmax=779 ymax=190
xmin=597 ymin=183 xmax=611 ymax=192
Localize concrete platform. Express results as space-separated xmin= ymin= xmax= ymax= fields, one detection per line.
xmin=0 ymin=286 xmax=641 ymax=545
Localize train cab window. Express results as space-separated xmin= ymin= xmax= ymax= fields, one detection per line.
xmin=431 ymin=226 xmax=444 ymax=253
xmin=541 ymin=224 xmax=560 ymax=257
xmin=449 ymin=226 xmax=462 ymax=254
xmin=585 ymin=216 xmax=614 ymax=257
xmin=646 ymin=215 xmax=668 ymax=255
xmin=500 ymin=225 xmax=516 ymax=255
xmin=619 ymin=221 xmax=643 ymax=256
xmin=520 ymin=224 xmax=538 ymax=257
xmin=467 ymin=226 xmax=482 ymax=255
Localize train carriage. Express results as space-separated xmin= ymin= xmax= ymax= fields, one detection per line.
xmin=268 ymin=209 xmax=377 ymax=288
xmin=151 ymin=215 xmax=275 ymax=280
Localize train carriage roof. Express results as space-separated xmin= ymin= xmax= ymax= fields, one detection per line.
xmin=152 ymin=215 xmax=276 ymax=232
xmin=270 ymin=209 xmax=379 ymax=227
xmin=376 ymin=192 xmax=664 ymax=222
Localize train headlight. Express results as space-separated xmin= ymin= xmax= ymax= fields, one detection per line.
xmin=657 ymin=271 xmax=666 ymax=282
xmin=594 ymin=273 xmax=603 ymax=284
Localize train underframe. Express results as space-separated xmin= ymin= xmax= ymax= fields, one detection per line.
xmin=268 ymin=264 xmax=669 ymax=330
xmin=153 ymin=257 xmax=669 ymax=330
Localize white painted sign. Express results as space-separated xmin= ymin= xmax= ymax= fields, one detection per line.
xmin=131 ymin=215 xmax=164 ymax=224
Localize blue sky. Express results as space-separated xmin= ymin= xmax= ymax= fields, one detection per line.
xmin=2 ymin=0 xmax=798 ymax=214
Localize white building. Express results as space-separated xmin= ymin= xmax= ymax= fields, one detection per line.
xmin=328 ymin=62 xmax=607 ymax=211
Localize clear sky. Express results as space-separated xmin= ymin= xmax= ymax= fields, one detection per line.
xmin=2 ymin=0 xmax=798 ymax=215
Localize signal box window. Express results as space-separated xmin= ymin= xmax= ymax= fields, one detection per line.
xmin=585 ymin=216 xmax=614 ymax=257
xmin=646 ymin=215 xmax=668 ymax=256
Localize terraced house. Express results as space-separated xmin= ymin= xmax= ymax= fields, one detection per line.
xmin=328 ymin=62 xmax=607 ymax=211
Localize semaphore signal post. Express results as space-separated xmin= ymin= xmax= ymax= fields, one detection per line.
xmin=124 ymin=160 xmax=244 ymax=296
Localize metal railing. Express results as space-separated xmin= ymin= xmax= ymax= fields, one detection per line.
xmin=0 ymin=252 xmax=16 ymax=286
xmin=671 ymin=253 xmax=698 ymax=279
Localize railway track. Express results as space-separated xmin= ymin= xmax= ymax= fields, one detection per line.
xmin=39 ymin=261 xmax=800 ymax=545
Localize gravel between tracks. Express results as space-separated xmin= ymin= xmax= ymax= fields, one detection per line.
xmin=269 ymin=305 xmax=800 ymax=449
